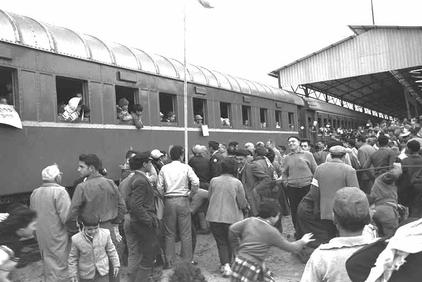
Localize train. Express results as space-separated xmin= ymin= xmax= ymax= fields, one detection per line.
xmin=0 ymin=9 xmax=376 ymax=203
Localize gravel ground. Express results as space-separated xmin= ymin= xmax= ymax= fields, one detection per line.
xmin=12 ymin=216 xmax=305 ymax=282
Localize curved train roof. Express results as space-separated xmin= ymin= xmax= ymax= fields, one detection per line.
xmin=0 ymin=9 xmax=304 ymax=106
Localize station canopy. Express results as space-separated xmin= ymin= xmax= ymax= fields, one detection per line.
xmin=270 ymin=25 xmax=422 ymax=118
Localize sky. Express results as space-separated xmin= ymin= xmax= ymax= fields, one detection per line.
xmin=1 ymin=0 xmax=422 ymax=87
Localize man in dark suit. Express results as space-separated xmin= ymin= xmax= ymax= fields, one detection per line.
xmin=126 ymin=152 xmax=160 ymax=282
xmin=209 ymin=140 xmax=223 ymax=179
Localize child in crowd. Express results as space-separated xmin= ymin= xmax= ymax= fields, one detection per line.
xmin=229 ymin=200 xmax=314 ymax=282
xmin=68 ymin=216 xmax=120 ymax=282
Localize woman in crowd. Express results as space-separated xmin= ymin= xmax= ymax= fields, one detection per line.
xmin=206 ymin=157 xmax=248 ymax=277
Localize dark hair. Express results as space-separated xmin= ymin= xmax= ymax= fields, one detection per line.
xmin=221 ymin=157 xmax=237 ymax=176
xmin=356 ymin=136 xmax=366 ymax=143
xmin=378 ymin=135 xmax=389 ymax=147
xmin=169 ymin=261 xmax=207 ymax=282
xmin=234 ymin=149 xmax=250 ymax=157
xmin=80 ymin=214 xmax=100 ymax=227
xmin=170 ymin=145 xmax=184 ymax=160
xmin=79 ymin=154 xmax=101 ymax=171
xmin=300 ymin=139 xmax=310 ymax=145
xmin=125 ymin=150 xmax=137 ymax=159
xmin=129 ymin=152 xmax=151 ymax=170
xmin=345 ymin=138 xmax=356 ymax=147
xmin=287 ymin=136 xmax=300 ymax=142
xmin=228 ymin=141 xmax=239 ymax=147
xmin=266 ymin=148 xmax=275 ymax=163
xmin=132 ymin=104 xmax=143 ymax=112
xmin=333 ymin=211 xmax=370 ymax=232
xmin=208 ymin=141 xmax=219 ymax=150
xmin=407 ymin=140 xmax=420 ymax=153
xmin=0 ymin=205 xmax=37 ymax=236
xmin=258 ymin=200 xmax=280 ymax=219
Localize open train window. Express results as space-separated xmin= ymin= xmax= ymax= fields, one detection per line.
xmin=0 ymin=68 xmax=15 ymax=106
xmin=242 ymin=106 xmax=251 ymax=127
xmin=288 ymin=112 xmax=295 ymax=129
xmin=159 ymin=93 xmax=177 ymax=123
xmin=116 ymin=86 xmax=139 ymax=123
xmin=56 ymin=77 xmax=89 ymax=122
xmin=260 ymin=108 xmax=268 ymax=128
xmin=333 ymin=119 xmax=337 ymax=129
xmin=193 ymin=98 xmax=207 ymax=125
xmin=275 ymin=110 xmax=282 ymax=128
xmin=220 ymin=102 xmax=231 ymax=127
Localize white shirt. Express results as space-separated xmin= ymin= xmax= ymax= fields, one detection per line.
xmin=157 ymin=160 xmax=199 ymax=197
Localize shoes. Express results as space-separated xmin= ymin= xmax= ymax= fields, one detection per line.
xmin=220 ymin=263 xmax=232 ymax=277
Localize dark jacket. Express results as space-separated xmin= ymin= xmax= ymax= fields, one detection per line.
xmin=209 ymin=152 xmax=223 ymax=179
xmin=127 ymin=171 xmax=156 ymax=228
xmin=189 ymin=155 xmax=211 ymax=188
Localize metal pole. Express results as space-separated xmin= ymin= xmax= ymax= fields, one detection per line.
xmin=183 ymin=0 xmax=189 ymax=164
xmin=371 ymin=0 xmax=375 ymax=25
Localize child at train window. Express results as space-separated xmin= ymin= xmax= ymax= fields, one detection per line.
xmin=60 ymin=93 xmax=83 ymax=122
xmin=116 ymin=98 xmax=132 ymax=122
xmin=0 ymin=97 xmax=8 ymax=105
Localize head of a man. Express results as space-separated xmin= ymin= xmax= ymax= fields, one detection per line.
xmin=300 ymin=139 xmax=311 ymax=152
xmin=170 ymin=145 xmax=185 ymax=161
xmin=235 ymin=149 xmax=250 ymax=166
xmin=333 ymin=187 xmax=370 ymax=234
xmin=41 ymin=164 xmax=62 ymax=184
xmin=129 ymin=152 xmax=152 ymax=172
xmin=288 ymin=136 xmax=301 ymax=152
xmin=78 ymin=154 xmax=101 ymax=178
xmin=407 ymin=140 xmax=421 ymax=154
xmin=208 ymin=141 xmax=219 ymax=154
xmin=258 ymin=200 xmax=281 ymax=225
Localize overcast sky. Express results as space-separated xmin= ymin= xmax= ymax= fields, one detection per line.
xmin=1 ymin=0 xmax=422 ymax=87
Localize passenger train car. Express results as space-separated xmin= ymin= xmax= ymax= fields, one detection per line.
xmin=0 ymin=9 xmax=305 ymax=202
xmin=0 ymin=10 xmax=374 ymax=202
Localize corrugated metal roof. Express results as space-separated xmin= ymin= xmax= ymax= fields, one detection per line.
xmin=270 ymin=25 xmax=422 ymax=117
xmin=0 ymin=9 xmax=302 ymax=105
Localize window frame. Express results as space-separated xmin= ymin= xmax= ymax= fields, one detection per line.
xmin=259 ymin=108 xmax=268 ymax=128
xmin=56 ymin=76 xmax=89 ymax=123
xmin=275 ymin=110 xmax=282 ymax=129
xmin=242 ymin=105 xmax=252 ymax=127
xmin=159 ymin=92 xmax=178 ymax=125
xmin=219 ymin=102 xmax=232 ymax=128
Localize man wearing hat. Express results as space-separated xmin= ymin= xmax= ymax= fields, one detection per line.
xmin=297 ymin=146 xmax=359 ymax=252
xmin=30 ymin=164 xmax=71 ymax=282
xmin=301 ymin=187 xmax=375 ymax=282
xmin=150 ymin=149 xmax=165 ymax=174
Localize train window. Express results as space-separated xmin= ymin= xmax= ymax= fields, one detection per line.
xmin=260 ymin=108 xmax=268 ymax=128
xmin=242 ymin=106 xmax=251 ymax=127
xmin=193 ymin=98 xmax=207 ymax=125
xmin=56 ymin=77 xmax=89 ymax=123
xmin=159 ymin=93 xmax=177 ymax=123
xmin=275 ymin=110 xmax=282 ymax=128
xmin=220 ymin=102 xmax=231 ymax=127
xmin=333 ymin=119 xmax=337 ymax=129
xmin=324 ymin=118 xmax=327 ymax=127
xmin=318 ymin=118 xmax=322 ymax=128
xmin=0 ymin=68 xmax=15 ymax=106
xmin=288 ymin=112 xmax=295 ymax=129
xmin=116 ymin=86 xmax=139 ymax=123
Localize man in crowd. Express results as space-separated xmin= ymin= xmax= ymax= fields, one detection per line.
xmin=126 ymin=152 xmax=161 ymax=282
xmin=30 ymin=164 xmax=71 ymax=282
xmin=356 ymin=135 xmax=376 ymax=193
xmin=282 ymin=136 xmax=317 ymax=238
xmin=297 ymin=146 xmax=359 ymax=249
xmin=400 ymin=140 xmax=422 ymax=217
xmin=301 ymin=187 xmax=375 ymax=282
xmin=300 ymin=139 xmax=311 ymax=152
xmin=363 ymin=134 xmax=396 ymax=180
xmin=208 ymin=141 xmax=223 ymax=179
xmin=157 ymin=145 xmax=199 ymax=267
xmin=66 ymin=154 xmax=126 ymax=282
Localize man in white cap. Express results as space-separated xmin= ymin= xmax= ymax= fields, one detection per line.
xmin=30 ymin=164 xmax=71 ymax=282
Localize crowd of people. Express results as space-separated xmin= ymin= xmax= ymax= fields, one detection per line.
xmin=1 ymin=116 xmax=422 ymax=281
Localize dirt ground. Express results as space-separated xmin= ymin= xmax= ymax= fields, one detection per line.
xmin=13 ymin=216 xmax=305 ymax=282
